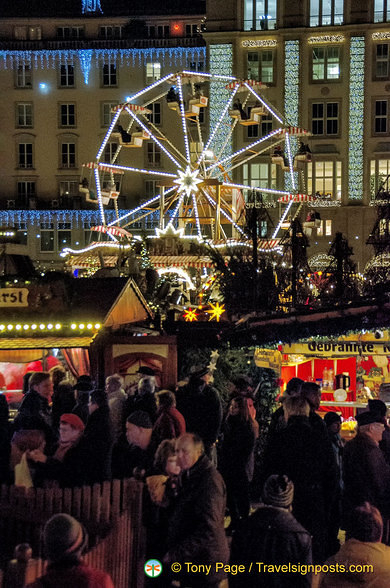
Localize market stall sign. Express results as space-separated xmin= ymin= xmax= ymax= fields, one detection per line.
xmin=254 ymin=348 xmax=282 ymax=373
xmin=0 ymin=288 xmax=28 ymax=307
xmin=284 ymin=341 xmax=390 ymax=356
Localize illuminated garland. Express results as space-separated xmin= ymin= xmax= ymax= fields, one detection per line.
xmin=349 ymin=37 xmax=365 ymax=201
xmin=284 ymin=40 xmax=300 ymax=193
xmin=0 ymin=47 xmax=206 ymax=85
xmin=209 ymin=44 xmax=233 ymax=172
xmin=82 ymin=0 xmax=102 ymax=14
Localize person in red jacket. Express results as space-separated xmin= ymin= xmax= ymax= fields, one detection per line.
xmin=152 ymin=390 xmax=186 ymax=447
xmin=27 ymin=513 xmax=114 ymax=588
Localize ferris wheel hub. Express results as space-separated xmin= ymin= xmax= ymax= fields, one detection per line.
xmin=173 ymin=166 xmax=202 ymax=198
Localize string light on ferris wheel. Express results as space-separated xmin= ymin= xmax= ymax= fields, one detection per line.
xmin=243 ymin=82 xmax=284 ymax=125
xmin=96 ymin=107 xmax=122 ymax=161
xmin=176 ymin=75 xmax=191 ymax=164
xmin=222 ymin=182 xmax=290 ymax=197
xmin=99 ymin=163 xmax=177 ymax=179
xmin=107 ymin=188 xmax=176 ymax=227
xmin=284 ymin=132 xmax=296 ymax=191
xmin=192 ymin=193 xmax=203 ymax=238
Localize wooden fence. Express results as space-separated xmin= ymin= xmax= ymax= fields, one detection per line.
xmin=0 ymin=479 xmax=145 ymax=588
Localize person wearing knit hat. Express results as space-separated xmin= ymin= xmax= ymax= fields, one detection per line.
xmin=111 ymin=410 xmax=155 ymax=479
xmin=26 ymin=513 xmax=114 ymax=587
xmin=230 ymin=474 xmax=312 ymax=588
xmin=262 ymin=474 xmax=294 ymax=509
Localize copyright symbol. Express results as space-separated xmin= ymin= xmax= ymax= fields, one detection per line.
xmin=171 ymin=562 xmax=181 ymax=573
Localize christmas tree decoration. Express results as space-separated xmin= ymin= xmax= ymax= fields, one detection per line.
xmin=207 ymin=302 xmax=226 ymax=322
xmin=183 ymin=308 xmax=198 ymax=322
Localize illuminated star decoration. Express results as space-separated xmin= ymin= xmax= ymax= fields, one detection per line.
xmin=174 ymin=166 xmax=202 ymax=198
xmin=207 ymin=302 xmax=225 ymax=322
xmin=183 ymin=308 xmax=198 ymax=322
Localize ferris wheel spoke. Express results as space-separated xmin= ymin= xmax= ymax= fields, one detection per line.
xmin=107 ymin=193 xmax=168 ymax=227
xmin=284 ymin=132 xmax=296 ymax=191
xmin=167 ymin=192 xmax=185 ymax=226
xmin=222 ymin=182 xmax=290 ymax=197
xmin=176 ymin=75 xmax=191 ymax=165
xmin=243 ymin=82 xmax=285 ymax=125
xmin=206 ymin=129 xmax=283 ymax=175
xmin=96 ymin=108 xmax=122 ymax=161
xmin=197 ymin=86 xmax=238 ymax=167
xmin=142 ymin=117 xmax=187 ymax=166
xmin=191 ymin=193 xmax=203 ymax=238
xmin=125 ymin=73 xmax=175 ymax=102
xmin=125 ymin=107 xmax=182 ymax=169
xmin=98 ymin=162 xmax=176 ymax=178
xmin=272 ymin=199 xmax=294 ymax=239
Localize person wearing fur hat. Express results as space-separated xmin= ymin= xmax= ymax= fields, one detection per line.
xmin=230 ymin=474 xmax=312 ymax=587
xmin=111 ymin=410 xmax=155 ymax=479
xmin=27 ymin=513 xmax=114 ymax=587
xmin=343 ymin=410 xmax=390 ymax=542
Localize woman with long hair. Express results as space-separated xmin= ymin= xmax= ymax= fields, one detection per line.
xmin=219 ymin=395 xmax=256 ymax=532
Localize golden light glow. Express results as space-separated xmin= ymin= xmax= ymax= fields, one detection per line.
xmin=207 ymin=302 xmax=226 ymax=322
xmin=183 ymin=308 xmax=198 ymax=322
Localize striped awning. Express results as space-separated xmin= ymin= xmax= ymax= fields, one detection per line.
xmin=257 ymin=239 xmax=281 ymax=250
xmin=150 ymin=256 xmax=214 ymax=269
xmin=112 ymin=103 xmax=152 ymax=114
xmin=276 ymin=127 xmax=311 ymax=137
xmin=278 ymin=194 xmax=314 ymax=203
xmin=82 ymin=162 xmax=125 ymax=174
xmin=225 ymin=79 xmax=267 ymax=90
xmin=91 ymin=226 xmax=132 ymax=238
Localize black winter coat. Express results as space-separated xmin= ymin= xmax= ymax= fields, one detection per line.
xmin=165 ymin=454 xmax=229 ymax=586
xmin=220 ymin=415 xmax=256 ymax=479
xmin=79 ymin=405 xmax=113 ymax=484
xmin=176 ymin=383 xmax=222 ymax=450
xmin=13 ymin=390 xmax=56 ymax=447
xmin=230 ymin=505 xmax=312 ymax=587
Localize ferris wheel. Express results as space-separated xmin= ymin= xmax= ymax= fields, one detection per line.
xmin=81 ymin=70 xmax=313 ymax=251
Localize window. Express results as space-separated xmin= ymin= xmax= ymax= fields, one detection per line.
xmin=16 ymin=65 xmax=32 ymax=88
xmin=370 ymin=159 xmax=390 ymax=197
xmin=325 ymin=219 xmax=332 ymax=236
xmin=310 ymin=0 xmax=343 ymax=26
xmin=147 ymin=103 xmax=161 ymax=125
xmin=156 ymin=25 xmax=170 ymax=38
xmin=246 ymin=112 xmax=273 ymax=139
xmin=59 ymin=180 xmax=79 ymax=198
xmin=317 ymin=221 xmax=324 ymax=236
xmin=374 ymin=0 xmax=390 ymax=22
xmin=14 ymin=27 xmax=27 ymax=40
xmin=17 ymin=181 xmax=35 ymax=205
xmin=311 ymin=102 xmax=339 ymax=136
xmin=40 ymin=223 xmax=54 ymax=252
xmin=59 ymin=104 xmax=76 ymax=127
xmin=18 ymin=143 xmax=33 ymax=168
xmin=61 ymin=143 xmax=76 ymax=168
xmin=56 ymin=27 xmax=84 ymax=38
xmin=15 ymin=222 xmax=27 ymax=245
xmin=374 ymin=99 xmax=388 ymax=133
xmin=60 ymin=64 xmax=75 ymax=87
xmin=188 ymin=61 xmax=204 ymax=72
xmin=16 ymin=103 xmax=33 ymax=127
xmin=102 ymin=102 xmax=118 ymax=127
xmin=99 ymin=25 xmax=123 ymax=38
xmin=146 ymin=62 xmax=161 ymax=82
xmin=147 ymin=142 xmax=161 ymax=167
xmin=312 ymin=46 xmax=340 ymax=81
xmin=244 ymin=0 xmax=277 ymax=31
xmin=103 ymin=63 xmax=117 ymax=87
xmin=247 ymin=51 xmax=274 ymax=83
xmin=185 ymin=24 xmax=198 ymax=37
xmin=375 ymin=44 xmax=390 ymax=78
xmin=190 ymin=141 xmax=204 ymax=164
xmin=103 ymin=142 xmax=119 ymax=163
xmin=145 ymin=180 xmax=158 ymax=199
xmin=58 ymin=222 xmax=72 ymax=250
xmin=307 ymin=161 xmax=342 ymax=199
xmin=243 ymin=162 xmax=277 ymax=203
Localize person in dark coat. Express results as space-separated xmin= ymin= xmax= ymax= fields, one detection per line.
xmin=163 ymin=433 xmax=229 ymax=588
xmin=152 ymin=390 xmax=186 ymax=448
xmin=368 ymin=398 xmax=390 ymax=464
xmin=0 ymin=394 xmax=10 ymax=483
xmin=28 ymin=413 xmax=86 ymax=488
xmin=219 ymin=395 xmax=256 ymax=531
xmin=81 ymin=389 xmax=113 ymax=484
xmin=324 ymin=411 xmax=344 ymax=556
xmin=111 ymin=410 xmax=155 ymax=479
xmin=72 ymin=375 xmax=93 ymax=424
xmin=266 ymin=377 xmax=304 ymax=440
xmin=125 ymin=377 xmax=157 ymax=423
xmin=230 ymin=474 xmax=312 ymax=588
xmin=13 ymin=371 xmax=56 ymax=449
xmin=343 ymin=410 xmax=390 ymax=543
xmin=52 ymin=381 xmax=76 ymax=430
xmin=175 ymin=367 xmax=223 ymax=457
xmin=262 ymin=395 xmax=338 ymax=563
xmin=26 ymin=513 xmax=114 ymax=588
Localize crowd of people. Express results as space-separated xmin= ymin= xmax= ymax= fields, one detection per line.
xmin=1 ymin=367 xmax=390 ymax=586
